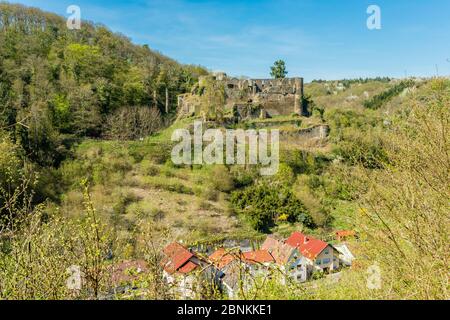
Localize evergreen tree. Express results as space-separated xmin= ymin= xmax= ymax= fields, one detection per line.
xmin=270 ymin=60 xmax=288 ymax=79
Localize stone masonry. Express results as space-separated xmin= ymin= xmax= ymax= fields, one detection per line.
xmin=178 ymin=72 xmax=307 ymax=120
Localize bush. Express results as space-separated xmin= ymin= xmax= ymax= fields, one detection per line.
xmin=231 ymin=182 xmax=315 ymax=233
xmin=363 ymin=80 xmax=415 ymax=110
xmin=112 ymin=191 xmax=140 ymax=215
xmin=281 ymin=150 xmax=329 ymax=175
xmin=202 ymin=187 xmax=219 ymax=202
xmin=103 ymin=106 xmax=162 ymax=141
xmin=210 ymin=166 xmax=235 ymax=192
xmin=140 ymin=160 xmax=160 ymax=176
xmin=332 ymin=128 xmax=388 ymax=169
xmin=230 ymin=166 xmax=259 ymax=188
xmin=145 ymin=176 xmax=193 ymax=195
xmin=147 ymin=143 xmax=172 ymax=165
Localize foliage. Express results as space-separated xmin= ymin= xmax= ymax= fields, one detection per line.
xmin=363 ymin=80 xmax=415 ymax=110
xmin=270 ymin=60 xmax=288 ymax=79
xmin=0 ymin=180 xmax=112 ymax=299
xmin=199 ymin=77 xmax=226 ymax=121
xmin=312 ymin=77 xmax=392 ymax=86
xmin=353 ymin=79 xmax=450 ymax=299
xmin=0 ymin=3 xmax=207 ymax=166
xmin=103 ymin=106 xmax=162 ymax=141
xmin=231 ymin=182 xmax=314 ymax=232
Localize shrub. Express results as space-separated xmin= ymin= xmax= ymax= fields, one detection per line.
xmin=145 ymin=176 xmax=194 ymax=195
xmin=147 ymin=143 xmax=171 ymax=165
xmin=363 ymin=80 xmax=415 ymax=110
xmin=112 ymin=191 xmax=140 ymax=215
xmin=202 ymin=187 xmax=219 ymax=202
xmin=210 ymin=166 xmax=235 ymax=192
xmin=140 ymin=160 xmax=160 ymax=176
xmin=332 ymin=128 xmax=388 ymax=169
xmin=231 ymin=182 xmax=315 ymax=233
xmin=229 ymin=166 xmax=259 ymax=188
xmin=103 ymin=106 xmax=162 ymax=140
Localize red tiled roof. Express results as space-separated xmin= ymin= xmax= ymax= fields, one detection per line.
xmin=242 ymin=250 xmax=274 ymax=264
xmin=178 ymin=261 xmax=198 ymax=274
xmin=261 ymin=236 xmax=296 ymax=265
xmin=162 ymin=242 xmax=194 ymax=274
xmin=209 ymin=248 xmax=237 ymax=269
xmin=286 ymin=232 xmax=329 ymax=260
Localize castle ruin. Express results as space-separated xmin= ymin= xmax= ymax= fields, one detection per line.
xmin=178 ymin=72 xmax=307 ymax=121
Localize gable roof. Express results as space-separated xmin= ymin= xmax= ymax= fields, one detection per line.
xmin=261 ymin=236 xmax=296 ymax=265
xmin=286 ymin=232 xmax=329 ymax=260
xmin=210 ymin=248 xmax=275 ymax=269
xmin=242 ymin=250 xmax=275 ymax=264
xmin=209 ymin=248 xmax=238 ymax=269
xmin=178 ymin=261 xmax=198 ymax=274
xmin=162 ymin=242 xmax=198 ymax=275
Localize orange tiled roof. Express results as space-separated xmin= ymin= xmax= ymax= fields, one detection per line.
xmin=209 ymin=248 xmax=237 ymax=269
xmin=178 ymin=261 xmax=198 ymax=274
xmin=336 ymin=230 xmax=356 ymax=237
xmin=242 ymin=250 xmax=274 ymax=264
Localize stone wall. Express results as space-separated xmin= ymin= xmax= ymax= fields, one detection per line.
xmin=178 ymin=73 xmax=307 ymax=119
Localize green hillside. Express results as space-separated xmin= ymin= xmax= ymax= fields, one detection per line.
xmin=0 ymin=3 xmax=448 ymax=301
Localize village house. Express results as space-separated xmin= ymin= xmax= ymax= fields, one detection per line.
xmin=163 ymin=232 xmax=354 ymax=298
xmin=161 ymin=242 xmax=219 ymax=299
xmin=209 ymin=248 xmax=275 ymax=298
xmin=261 ymin=236 xmax=309 ymax=283
xmin=286 ymin=232 xmax=340 ymax=273
xmin=209 ymin=248 xmax=247 ymax=299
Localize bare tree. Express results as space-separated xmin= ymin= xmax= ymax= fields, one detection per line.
xmin=103 ymin=106 xmax=162 ymax=141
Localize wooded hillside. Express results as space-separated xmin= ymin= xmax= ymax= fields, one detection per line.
xmin=0 ymin=3 xmax=207 ymax=166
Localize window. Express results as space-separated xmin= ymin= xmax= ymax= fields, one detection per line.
xmin=324 ymin=250 xmax=329 ymax=255
xmin=316 ymin=260 xmax=321 ymax=265
xmin=323 ymin=258 xmax=331 ymax=264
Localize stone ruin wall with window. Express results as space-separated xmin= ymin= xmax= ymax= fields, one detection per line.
xmin=177 ymin=72 xmax=307 ymax=121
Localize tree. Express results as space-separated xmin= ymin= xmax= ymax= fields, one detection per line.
xmin=231 ymin=182 xmax=314 ymax=233
xmin=270 ymin=60 xmax=288 ymax=79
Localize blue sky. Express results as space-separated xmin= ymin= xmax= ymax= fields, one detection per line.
xmin=9 ymin=0 xmax=450 ymax=81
